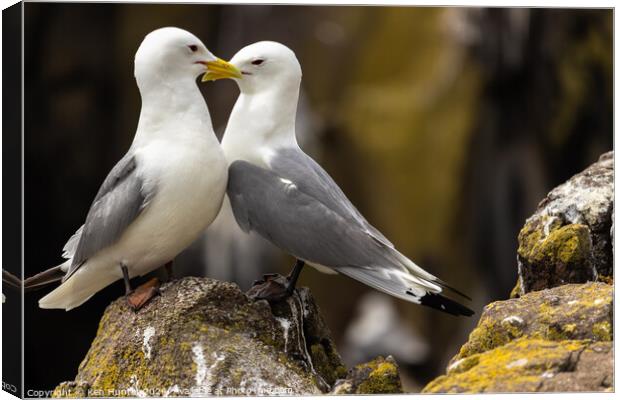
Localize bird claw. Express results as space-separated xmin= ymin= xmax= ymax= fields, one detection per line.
xmin=251 ymin=273 xmax=281 ymax=286
xmin=247 ymin=273 xmax=294 ymax=302
xmin=125 ymin=277 xmax=161 ymax=311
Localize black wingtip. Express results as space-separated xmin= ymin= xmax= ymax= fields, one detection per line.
xmin=419 ymin=292 xmax=475 ymax=317
xmin=435 ymin=278 xmax=472 ymax=301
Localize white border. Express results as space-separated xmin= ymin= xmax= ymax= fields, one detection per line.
xmin=0 ymin=2 xmax=616 ymax=400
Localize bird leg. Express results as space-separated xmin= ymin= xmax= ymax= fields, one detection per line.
xmin=121 ymin=263 xmax=160 ymax=311
xmin=285 ymin=259 xmax=305 ymax=295
xmin=121 ymin=263 xmax=132 ymax=295
xmin=163 ymin=260 xmax=174 ymax=282
xmin=247 ymin=260 xmax=305 ymax=302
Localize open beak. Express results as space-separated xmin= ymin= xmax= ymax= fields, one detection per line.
xmin=201 ymin=58 xmax=242 ymax=82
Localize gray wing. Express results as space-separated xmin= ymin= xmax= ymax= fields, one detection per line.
xmin=270 ymin=148 xmax=393 ymax=248
xmin=227 ymin=158 xmax=402 ymax=270
xmin=63 ymin=153 xmax=154 ymax=281
xmin=227 ymin=154 xmax=474 ymax=316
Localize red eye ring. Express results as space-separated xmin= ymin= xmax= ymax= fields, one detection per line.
xmin=188 ymin=45 xmax=198 ymax=52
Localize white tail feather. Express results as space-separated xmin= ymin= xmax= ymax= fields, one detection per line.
xmin=394 ymin=250 xmax=438 ymax=282
xmin=39 ymin=265 xmax=118 ymax=311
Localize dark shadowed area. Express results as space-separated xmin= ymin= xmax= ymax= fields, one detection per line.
xmin=23 ymin=3 xmax=612 ymax=394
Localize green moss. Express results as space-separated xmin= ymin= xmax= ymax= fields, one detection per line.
xmin=355 ymin=359 xmax=403 ymax=394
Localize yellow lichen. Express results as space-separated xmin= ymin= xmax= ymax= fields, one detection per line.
xmin=509 ymin=280 xmax=522 ymax=299
xmin=457 ymin=283 xmax=612 ymax=360
xmin=523 ymin=223 xmax=591 ymax=266
xmin=458 ymin=316 xmax=521 ymax=358
xmin=424 ymin=338 xmax=589 ymax=393
xmin=356 ymin=361 xmax=402 ymax=394
xmin=592 ymin=321 xmax=612 ymax=341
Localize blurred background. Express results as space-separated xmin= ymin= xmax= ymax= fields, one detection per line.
xmin=23 ymin=3 xmax=612 ymax=393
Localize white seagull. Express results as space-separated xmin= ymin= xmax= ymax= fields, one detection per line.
xmin=25 ymin=27 xmax=241 ymax=311
xmin=210 ymin=41 xmax=473 ymax=316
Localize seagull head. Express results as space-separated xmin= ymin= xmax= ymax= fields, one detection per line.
xmin=204 ymin=41 xmax=301 ymax=94
xmin=134 ymin=27 xmax=241 ymax=87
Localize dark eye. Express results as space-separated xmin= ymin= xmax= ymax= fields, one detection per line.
xmin=188 ymin=45 xmax=198 ymax=52
xmin=251 ymin=59 xmax=265 ymax=66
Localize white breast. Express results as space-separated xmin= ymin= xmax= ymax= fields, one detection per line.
xmin=109 ymin=136 xmax=228 ymax=276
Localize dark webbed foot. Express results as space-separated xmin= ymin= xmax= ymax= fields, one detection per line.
xmin=247 ymin=274 xmax=292 ymax=302
xmin=247 ymin=260 xmax=305 ymax=303
xmin=126 ymin=277 xmax=161 ymax=311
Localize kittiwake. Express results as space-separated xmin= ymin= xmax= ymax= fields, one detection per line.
xmin=24 ymin=27 xmax=241 ymax=311
xmin=208 ymin=41 xmax=474 ymax=316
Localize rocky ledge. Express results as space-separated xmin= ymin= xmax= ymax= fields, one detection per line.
xmin=53 ymin=277 xmax=403 ymax=397
xmin=424 ymin=151 xmax=614 ymax=393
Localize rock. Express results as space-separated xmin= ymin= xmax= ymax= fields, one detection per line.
xmin=424 ymin=152 xmax=614 ymax=393
xmin=331 ymin=356 xmax=403 ymax=394
xmin=423 ymin=282 xmax=613 ymax=393
xmin=516 ymin=151 xmax=613 ymax=294
xmin=423 ymin=338 xmax=612 ymax=393
xmin=53 ymin=277 xmax=403 ymax=397
xmin=458 ymin=282 xmax=612 ymax=358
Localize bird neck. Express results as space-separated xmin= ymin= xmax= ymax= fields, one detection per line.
xmin=133 ymin=76 xmax=215 ymax=146
xmin=222 ymin=85 xmax=300 ymax=162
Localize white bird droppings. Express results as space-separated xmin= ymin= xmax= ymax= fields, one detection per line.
xmin=447 ymin=358 xmax=466 ymax=372
xmin=191 ymin=344 xmax=226 ymax=395
xmin=594 ymin=298 xmax=604 ymax=305
xmin=542 ymin=216 xmax=558 ymax=236
xmin=501 ymin=315 xmax=524 ymax=326
xmin=541 ymin=371 xmax=555 ymax=379
xmin=192 ymin=344 xmax=207 ymax=387
xmin=567 ymin=300 xmax=578 ymax=305
xmin=142 ymin=326 xmax=155 ymax=360
xmin=506 ymin=358 xmax=528 ymax=369
xmin=275 ymin=317 xmax=291 ymax=352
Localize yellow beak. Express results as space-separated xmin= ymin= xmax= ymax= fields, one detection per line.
xmin=201 ymin=58 xmax=242 ymax=82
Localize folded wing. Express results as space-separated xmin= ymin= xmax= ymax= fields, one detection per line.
xmin=63 ymin=153 xmax=155 ymax=281
xmin=227 ymin=148 xmax=473 ymax=316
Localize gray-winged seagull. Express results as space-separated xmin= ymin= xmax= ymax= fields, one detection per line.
xmin=207 ymin=41 xmax=473 ymax=316
xmin=24 ymin=27 xmax=241 ymax=311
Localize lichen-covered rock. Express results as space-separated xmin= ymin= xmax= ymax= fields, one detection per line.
xmin=458 ymin=282 xmax=612 ymax=358
xmin=425 ymin=153 xmax=614 ymax=394
xmin=423 ymin=338 xmax=612 ymax=393
xmin=331 ymin=356 xmax=403 ymax=394
xmin=52 ymin=277 xmax=404 ymax=397
xmin=52 ymin=277 xmax=343 ymax=397
xmin=423 ymin=282 xmax=613 ymax=393
xmin=267 ymin=288 xmax=348 ymax=391
xmin=516 ymin=151 xmax=613 ymax=294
